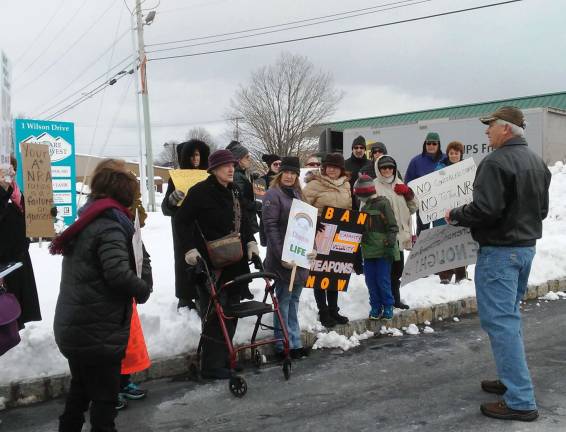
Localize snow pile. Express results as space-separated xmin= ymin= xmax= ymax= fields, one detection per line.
xmin=423 ymin=326 xmax=435 ymax=334
xmin=380 ymin=326 xmax=403 ymax=337
xmin=312 ymin=330 xmax=373 ymax=351
xmin=453 ymin=317 xmax=460 ymax=322
xmin=405 ymin=324 xmax=420 ymax=335
xmin=539 ymin=291 xmax=566 ymax=301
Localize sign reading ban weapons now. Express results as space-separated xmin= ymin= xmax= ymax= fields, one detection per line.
xmin=306 ymin=206 xmax=366 ymax=292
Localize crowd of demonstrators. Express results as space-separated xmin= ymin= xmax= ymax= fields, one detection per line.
xmin=374 ymin=156 xmax=418 ymax=310
xmin=447 ymin=106 xmax=551 ymax=422
xmin=433 ymin=141 xmax=468 ymax=284
xmin=162 ymin=139 xmax=210 ymax=310
xmin=345 ymin=135 xmax=369 ymax=208
xmin=174 ymin=149 xmax=259 ymax=380
xmin=303 ymin=153 xmax=352 ymax=328
xmin=260 ymin=154 xmax=281 ymax=190
xmin=0 ymin=155 xmax=42 ymax=330
xmin=353 ymin=174 xmax=399 ymax=320
xmin=262 ymin=157 xmax=314 ymax=360
xmin=50 ymin=160 xmax=153 ymax=432
xmin=405 ymin=132 xmax=444 ymax=235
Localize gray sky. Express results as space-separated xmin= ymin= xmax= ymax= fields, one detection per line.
xmin=1 ymin=0 xmax=564 ymax=161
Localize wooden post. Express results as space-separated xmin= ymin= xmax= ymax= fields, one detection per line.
xmin=288 ymin=263 xmax=297 ymax=293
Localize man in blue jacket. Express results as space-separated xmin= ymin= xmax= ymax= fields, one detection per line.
xmin=405 ymin=132 xmax=444 ymax=234
xmin=447 ymin=106 xmax=551 ymax=422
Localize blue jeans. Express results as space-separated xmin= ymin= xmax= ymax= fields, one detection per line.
xmin=273 ymin=280 xmax=303 ymax=352
xmin=475 ymin=246 xmax=537 ymax=411
xmin=363 ymin=258 xmax=394 ymax=311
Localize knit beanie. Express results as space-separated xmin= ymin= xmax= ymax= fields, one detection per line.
xmin=208 ymin=149 xmax=237 ymax=173
xmin=226 ymin=140 xmax=249 ymax=161
xmin=353 ymin=174 xmax=376 ymax=200
xmin=352 ymin=135 xmax=366 ymax=149
xmin=261 ymin=154 xmax=281 ymax=167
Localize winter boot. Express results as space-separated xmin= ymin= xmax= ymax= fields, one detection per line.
xmin=382 ymin=305 xmax=394 ymax=321
xmin=319 ymin=309 xmax=336 ymax=328
xmin=329 ymin=307 xmax=349 ymax=325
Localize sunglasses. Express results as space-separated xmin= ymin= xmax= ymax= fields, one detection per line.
xmin=272 ymin=162 xmax=281 ymax=166
xmin=306 ymin=162 xmax=320 ymax=167
xmin=426 ymin=142 xmax=439 ymax=146
xmin=353 ymin=146 xmax=365 ymax=150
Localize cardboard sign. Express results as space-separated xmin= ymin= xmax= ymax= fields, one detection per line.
xmin=281 ymin=199 xmax=318 ymax=269
xmin=408 ymin=158 xmax=476 ymax=224
xmin=305 ymin=206 xmax=366 ymax=292
xmin=20 ymin=142 xmax=55 ymax=238
xmin=169 ymin=169 xmax=209 ymax=206
xmin=401 ymin=225 xmax=478 ymax=286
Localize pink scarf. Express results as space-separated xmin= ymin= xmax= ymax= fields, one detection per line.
xmin=9 ymin=180 xmax=23 ymax=213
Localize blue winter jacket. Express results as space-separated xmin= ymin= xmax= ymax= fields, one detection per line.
xmin=404 ymin=142 xmax=444 ymax=184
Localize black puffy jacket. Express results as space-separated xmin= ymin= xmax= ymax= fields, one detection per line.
xmin=54 ymin=210 xmax=152 ymax=364
xmin=450 ymin=137 xmax=551 ymax=247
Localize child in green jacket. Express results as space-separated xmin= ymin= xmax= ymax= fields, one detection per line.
xmin=353 ymin=174 xmax=399 ymax=320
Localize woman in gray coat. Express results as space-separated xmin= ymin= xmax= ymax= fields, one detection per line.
xmin=262 ymin=157 xmax=315 ymax=360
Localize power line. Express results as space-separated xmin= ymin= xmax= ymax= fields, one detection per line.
xmin=148 ymin=1 xmax=523 ymax=62
xmin=146 ymin=0 xmax=431 ymax=55
xmin=146 ymin=0 xmax=424 ymax=48
xmin=16 ymin=1 xmax=118 ymax=93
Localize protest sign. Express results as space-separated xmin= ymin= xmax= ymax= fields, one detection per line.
xmin=401 ymin=225 xmax=479 ymax=286
xmin=305 ymin=206 xmax=366 ymax=292
xmin=281 ymin=199 xmax=318 ymax=269
xmin=408 ymin=158 xmax=476 ymax=224
xmin=20 ymin=142 xmax=55 ymax=238
xmin=253 ymin=177 xmax=266 ymax=203
xmin=169 ymin=169 xmax=209 ymax=205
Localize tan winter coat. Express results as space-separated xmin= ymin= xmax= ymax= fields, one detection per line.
xmin=303 ymin=173 xmax=352 ymax=214
xmin=374 ymin=167 xmax=418 ymax=250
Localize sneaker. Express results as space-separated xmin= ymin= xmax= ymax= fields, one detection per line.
xmin=480 ymin=401 xmax=538 ymax=422
xmin=369 ymin=307 xmax=383 ymax=320
xmin=481 ymin=379 xmax=507 ymax=395
xmin=115 ymin=394 xmax=128 ymax=410
xmin=120 ymin=382 xmax=147 ymax=400
xmin=382 ymin=305 xmax=394 ymax=321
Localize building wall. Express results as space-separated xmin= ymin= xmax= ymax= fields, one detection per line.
xmin=543 ymin=109 xmax=566 ymax=164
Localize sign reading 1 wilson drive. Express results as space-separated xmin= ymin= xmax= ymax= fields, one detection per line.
xmin=14 ymin=119 xmax=76 ymax=228
xmin=306 ymin=206 xmax=366 ymax=292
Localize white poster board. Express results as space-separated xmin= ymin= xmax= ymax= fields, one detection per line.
xmin=401 ymin=225 xmax=479 ymax=286
xmin=281 ymin=199 xmax=318 ymax=269
xmin=132 ymin=210 xmax=143 ymax=278
xmin=408 ymin=158 xmax=476 ymax=224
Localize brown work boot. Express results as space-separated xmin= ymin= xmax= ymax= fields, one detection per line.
xmin=481 ymin=379 xmax=507 ymax=395
xmin=480 ymin=401 xmax=538 ymax=422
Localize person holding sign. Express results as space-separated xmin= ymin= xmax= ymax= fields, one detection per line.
xmin=374 ymin=156 xmax=418 ymax=310
xmin=303 ymin=153 xmax=352 ymax=328
xmin=0 ymin=154 xmax=41 ymax=329
xmin=162 ymin=139 xmax=210 ymax=310
xmin=446 ymin=106 xmax=551 ymax=421
xmin=51 ymin=160 xmax=152 ymax=432
xmin=354 ymin=175 xmax=399 ymax=321
xmin=263 ymin=156 xmax=315 ymax=360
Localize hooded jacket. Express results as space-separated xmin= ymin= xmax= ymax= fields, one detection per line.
xmin=303 ymin=172 xmax=352 ymax=214
xmin=373 ymin=159 xmax=419 ymax=250
xmin=405 ymin=141 xmax=444 ymax=184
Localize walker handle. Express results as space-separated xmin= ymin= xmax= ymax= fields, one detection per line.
xmin=222 ymin=272 xmax=276 ymax=288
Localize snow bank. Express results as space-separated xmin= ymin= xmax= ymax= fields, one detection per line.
xmin=2 ymin=163 xmax=566 ymax=384
xmin=312 ymin=330 xmax=374 ymax=351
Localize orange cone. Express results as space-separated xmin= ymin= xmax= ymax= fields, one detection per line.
xmin=121 ymin=301 xmax=151 ymax=375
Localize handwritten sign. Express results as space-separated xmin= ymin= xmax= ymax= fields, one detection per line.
xmin=281 ymin=199 xmax=318 ymax=269
xmin=408 ymin=158 xmax=476 ymax=224
xmin=401 ymin=225 xmax=478 ymax=286
xmin=169 ymin=169 xmax=209 ymax=206
xmin=20 ymin=143 xmax=55 ymax=238
xmin=306 ymin=206 xmax=366 ymax=292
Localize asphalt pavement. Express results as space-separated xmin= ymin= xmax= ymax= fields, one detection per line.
xmin=2 ymin=297 xmax=565 ymax=432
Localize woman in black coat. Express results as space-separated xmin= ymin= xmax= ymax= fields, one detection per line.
xmin=0 ymin=155 xmax=41 ymax=329
xmin=175 ymin=149 xmax=258 ymax=380
xmin=162 ymin=139 xmax=210 ymax=309
xmin=51 ymin=160 xmax=152 ymax=432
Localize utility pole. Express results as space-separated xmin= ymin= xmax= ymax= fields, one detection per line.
xmin=135 ymin=0 xmax=156 ymax=211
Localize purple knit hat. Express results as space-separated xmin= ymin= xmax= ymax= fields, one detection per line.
xmin=207 ymin=149 xmax=237 ymax=173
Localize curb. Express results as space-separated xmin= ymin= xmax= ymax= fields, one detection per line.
xmin=1 ymin=278 xmax=564 ymax=409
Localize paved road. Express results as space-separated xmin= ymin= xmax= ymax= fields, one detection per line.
xmin=2 ymin=298 xmax=565 ymax=431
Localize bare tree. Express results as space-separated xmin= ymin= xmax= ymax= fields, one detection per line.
xmin=155 ymin=140 xmax=179 ymax=168
xmin=186 ymin=127 xmax=218 ymax=152
xmin=228 ymin=52 xmax=342 ymax=159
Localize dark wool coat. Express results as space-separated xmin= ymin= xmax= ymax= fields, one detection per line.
xmin=0 ymin=186 xmax=41 ymax=327
xmin=53 ymin=209 xmax=152 ymax=364
xmin=233 ymin=166 xmax=259 ymax=234
xmin=262 ymin=186 xmax=309 ymax=285
xmin=174 ymin=175 xmax=254 ymax=288
xmin=161 ymin=140 xmax=211 ymax=300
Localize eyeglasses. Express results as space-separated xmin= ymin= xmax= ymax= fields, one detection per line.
xmin=425 ymin=142 xmax=439 ymax=146
xmin=306 ymin=162 xmax=320 ymax=167
xmin=353 ymin=146 xmax=365 ymax=150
